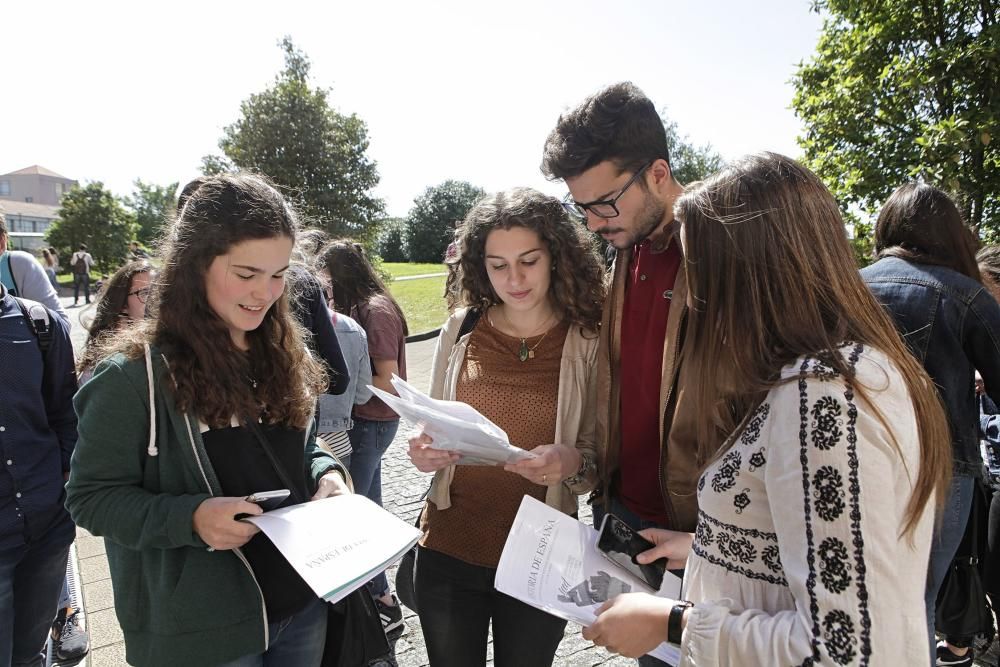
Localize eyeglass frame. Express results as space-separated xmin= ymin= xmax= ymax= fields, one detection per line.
xmin=127 ymin=287 xmax=151 ymax=303
xmin=562 ymin=160 xmax=655 ymax=221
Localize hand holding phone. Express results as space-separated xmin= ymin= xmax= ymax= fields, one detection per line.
xmin=597 ymin=513 xmax=666 ymax=591
xmin=244 ymin=489 xmax=291 ymax=512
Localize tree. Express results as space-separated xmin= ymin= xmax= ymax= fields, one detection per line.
xmin=792 ymin=0 xmax=1000 ymax=238
xmin=47 ymin=183 xmax=136 ymax=271
xmin=661 ymin=111 xmax=726 ymax=185
xmin=376 ymin=217 xmax=408 ymax=262
xmin=405 ymin=181 xmax=486 ymax=263
xmin=126 ymin=179 xmax=178 ymax=245
xmin=203 ymin=37 xmax=384 ymax=241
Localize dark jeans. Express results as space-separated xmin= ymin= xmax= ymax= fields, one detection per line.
xmin=925 ymin=474 xmax=975 ymax=664
xmin=72 ymin=273 xmax=89 ymax=303
xmin=593 ymin=494 xmax=674 ymax=667
xmin=415 ymin=546 xmax=566 ymax=667
xmin=216 ymin=596 xmax=327 ymax=667
xmin=0 ymin=529 xmax=71 ymax=667
xmin=348 ymin=416 xmax=399 ymax=597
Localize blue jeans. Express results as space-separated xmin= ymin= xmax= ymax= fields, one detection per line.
xmin=593 ymin=495 xmax=673 ymax=667
xmin=925 ymin=474 xmax=975 ymax=664
xmin=216 ymin=596 xmax=327 ymax=667
xmin=348 ymin=416 xmax=399 ymax=597
xmin=0 ymin=530 xmax=71 ymax=667
xmin=72 ymin=273 xmax=89 ymax=303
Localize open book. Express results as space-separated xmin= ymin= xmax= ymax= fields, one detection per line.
xmin=244 ymin=494 xmax=421 ymax=604
xmin=368 ymin=374 xmax=536 ymax=465
xmin=496 ymin=496 xmax=683 ymax=665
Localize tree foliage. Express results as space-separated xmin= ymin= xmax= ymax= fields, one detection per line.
xmin=48 ymin=183 xmax=136 ymax=271
xmin=203 ymin=37 xmax=384 ymax=242
xmin=376 ymin=217 xmax=408 ymax=262
xmin=661 ymin=111 xmax=726 ymax=185
xmin=406 ymin=181 xmax=485 ymax=263
xmin=126 ymin=179 xmax=178 ymax=245
xmin=793 ymin=0 xmax=1000 ymax=238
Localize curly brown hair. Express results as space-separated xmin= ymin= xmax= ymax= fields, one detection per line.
xmin=78 ymin=260 xmax=153 ymax=375
xmin=455 ymin=188 xmax=605 ymax=330
xmin=107 ymin=173 xmax=326 ymax=429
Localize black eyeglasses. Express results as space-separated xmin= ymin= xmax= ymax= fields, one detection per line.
xmin=563 ymin=160 xmax=654 ymax=222
xmin=127 ymin=287 xmax=151 ymax=303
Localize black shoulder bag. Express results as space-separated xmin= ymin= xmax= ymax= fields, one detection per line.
xmin=244 ymin=419 xmax=390 ymax=666
xmin=393 ymin=308 xmax=481 ymax=613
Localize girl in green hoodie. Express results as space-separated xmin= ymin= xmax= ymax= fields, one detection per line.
xmin=66 ymin=173 xmax=351 ymax=667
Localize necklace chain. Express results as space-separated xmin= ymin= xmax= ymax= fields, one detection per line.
xmin=491 ymin=306 xmax=557 ymax=361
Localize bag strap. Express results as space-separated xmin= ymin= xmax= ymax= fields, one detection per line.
xmin=13 ymin=296 xmax=51 ymax=358
xmin=457 ymin=307 xmax=481 ymax=339
xmin=244 ymin=418 xmax=305 ymax=504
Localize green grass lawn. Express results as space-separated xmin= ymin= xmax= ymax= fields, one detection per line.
xmin=382 ymin=262 xmax=447 ymax=278
xmin=388 ymin=274 xmax=448 ymax=335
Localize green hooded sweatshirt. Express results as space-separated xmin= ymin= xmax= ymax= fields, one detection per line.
xmin=66 ymin=348 xmax=345 ymax=666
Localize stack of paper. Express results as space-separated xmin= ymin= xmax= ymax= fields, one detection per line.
xmin=368 ymin=374 xmax=536 ymax=465
xmin=495 ymin=496 xmax=682 ymax=665
xmin=244 ymin=494 xmax=421 ymax=604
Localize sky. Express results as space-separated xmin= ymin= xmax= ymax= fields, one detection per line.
xmin=3 ymin=0 xmax=824 ymax=218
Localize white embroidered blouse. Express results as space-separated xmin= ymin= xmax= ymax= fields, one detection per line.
xmin=680 ymin=344 xmax=934 ymax=666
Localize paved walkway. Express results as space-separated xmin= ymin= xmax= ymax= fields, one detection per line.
xmin=59 ymin=296 xmax=630 ymax=667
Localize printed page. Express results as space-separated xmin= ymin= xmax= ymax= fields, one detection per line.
xmin=245 ymin=494 xmax=421 ymax=604
xmin=496 ymin=496 xmax=682 ymax=665
xmin=367 ymin=375 xmax=536 ymax=465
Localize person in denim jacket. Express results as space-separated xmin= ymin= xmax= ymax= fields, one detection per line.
xmin=315 ymin=301 xmax=374 ymax=469
xmin=860 ymin=184 xmax=1000 ymax=665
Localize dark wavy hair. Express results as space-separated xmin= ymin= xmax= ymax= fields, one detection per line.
xmin=316 ymin=240 xmax=409 ymax=336
xmin=455 ymin=188 xmax=605 ymax=331
xmin=109 ymin=173 xmax=325 ymax=429
xmin=875 ymin=183 xmax=981 ymax=281
xmin=978 ymin=245 xmax=1000 ymax=286
xmin=541 ymin=81 xmax=669 ymax=181
xmin=78 ymin=260 xmax=153 ymax=374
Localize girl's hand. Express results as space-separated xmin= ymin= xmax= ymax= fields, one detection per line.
xmin=192 ymin=497 xmax=261 ymax=550
xmin=583 ymin=593 xmax=675 ymax=658
xmin=504 ymin=444 xmax=581 ymax=486
xmin=408 ymin=431 xmax=460 ymax=472
xmin=311 ymin=471 xmax=351 ymax=500
xmin=636 ymin=528 xmax=694 ymax=570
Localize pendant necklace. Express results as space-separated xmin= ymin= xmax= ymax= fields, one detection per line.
xmin=492 ymin=307 xmax=556 ymax=362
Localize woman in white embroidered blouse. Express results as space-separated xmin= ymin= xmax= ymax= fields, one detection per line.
xmin=582 ymin=153 xmax=952 ymax=666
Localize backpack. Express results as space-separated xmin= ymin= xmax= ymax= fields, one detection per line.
xmin=72 ymin=252 xmax=88 ymax=275
xmin=0 ymin=253 xmax=20 ymax=297
xmin=12 ymin=296 xmax=53 ymax=360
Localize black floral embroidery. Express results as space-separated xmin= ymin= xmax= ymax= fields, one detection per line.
xmin=711 ymin=451 xmax=742 ymax=493
xmin=810 ymin=352 xmax=841 ymax=381
xmin=822 ymin=610 xmax=857 ymax=665
xmin=740 ymin=403 xmax=771 ymax=445
xmin=729 ymin=535 xmax=757 ymax=564
xmin=748 ymin=448 xmax=767 ymax=472
xmin=812 ymin=465 xmax=846 ymax=522
xmin=695 ymin=521 xmax=714 ymax=546
xmin=717 ymin=531 xmax=732 ymax=559
xmin=734 ymin=489 xmax=751 ymax=514
xmin=698 ymin=509 xmax=778 ymax=542
xmin=810 ymin=396 xmax=844 ymax=450
xmin=762 ymin=544 xmax=782 ymax=573
xmin=698 ymin=474 xmax=706 ymax=493
xmin=818 ymin=537 xmax=852 ymax=594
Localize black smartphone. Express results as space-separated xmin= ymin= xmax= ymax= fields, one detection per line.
xmin=597 ymin=513 xmax=666 ymax=591
xmin=245 ymin=489 xmax=291 ymax=512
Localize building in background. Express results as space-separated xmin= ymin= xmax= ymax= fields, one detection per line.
xmin=0 ymin=166 xmax=77 ymax=251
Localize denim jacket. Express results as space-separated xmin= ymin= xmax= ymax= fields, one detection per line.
xmin=861 ymin=257 xmax=1000 ymax=476
xmin=317 ymin=313 xmax=373 ymax=433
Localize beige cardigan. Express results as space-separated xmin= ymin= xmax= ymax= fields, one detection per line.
xmin=426 ymin=307 xmax=599 ymax=515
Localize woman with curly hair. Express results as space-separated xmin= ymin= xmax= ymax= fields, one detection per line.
xmin=66 ymin=173 xmax=352 ymax=666
xmin=77 ymin=259 xmax=153 ymax=382
xmin=406 ymin=187 xmax=606 ymax=667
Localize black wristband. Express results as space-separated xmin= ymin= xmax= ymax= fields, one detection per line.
xmin=668 ymin=601 xmax=693 ymax=644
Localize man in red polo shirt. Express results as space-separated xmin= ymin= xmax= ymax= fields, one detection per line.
xmin=542 ymin=86 xmax=710 ymax=664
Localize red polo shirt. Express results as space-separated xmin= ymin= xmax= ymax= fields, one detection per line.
xmin=618 ymin=239 xmax=681 ymax=525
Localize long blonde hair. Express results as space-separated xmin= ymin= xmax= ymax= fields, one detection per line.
xmin=676 ymin=152 xmax=950 ymax=536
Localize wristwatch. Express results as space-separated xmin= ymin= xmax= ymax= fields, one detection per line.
xmin=564 ymin=453 xmax=595 ymax=487
xmin=668 ymin=601 xmax=694 ymax=644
